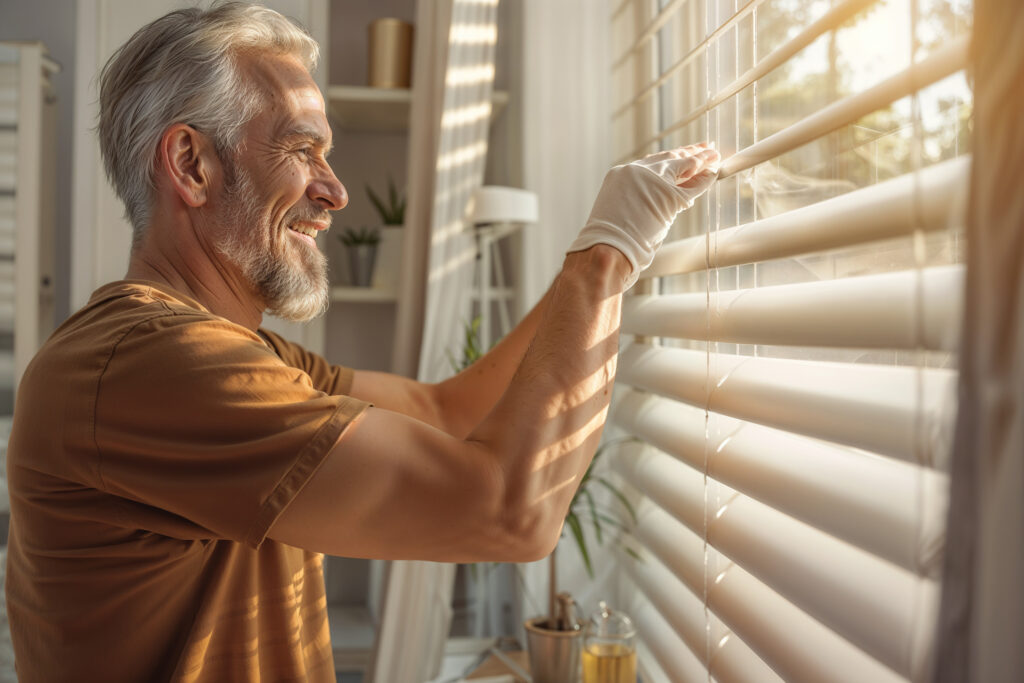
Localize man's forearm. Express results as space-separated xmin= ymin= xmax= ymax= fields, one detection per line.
xmin=433 ymin=286 xmax=554 ymax=437
xmin=466 ymin=245 xmax=630 ymax=555
xmin=347 ymin=286 xmax=552 ymax=437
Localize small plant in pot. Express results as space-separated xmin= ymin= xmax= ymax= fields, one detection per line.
xmin=338 ymin=226 xmax=381 ymax=287
xmin=366 ymin=176 xmax=406 ymax=290
xmin=366 ymin=174 xmax=406 ymax=227
xmin=524 ymin=439 xmax=639 ymax=683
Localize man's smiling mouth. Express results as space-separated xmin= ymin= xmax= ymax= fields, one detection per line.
xmin=289 ymin=223 xmax=319 ymax=239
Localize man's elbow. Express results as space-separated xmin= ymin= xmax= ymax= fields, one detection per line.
xmin=469 ymin=445 xmax=564 ymax=563
xmin=516 ymin=525 xmax=561 ymax=563
xmin=489 ymin=492 xmax=563 ymax=563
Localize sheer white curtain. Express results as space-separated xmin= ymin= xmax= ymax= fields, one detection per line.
xmin=392 ymin=0 xmax=500 ymax=382
xmin=372 ymin=1 xmax=499 ymax=681
xmin=517 ymin=0 xmax=612 ymax=315
xmin=932 ymin=1 xmax=1024 ymax=680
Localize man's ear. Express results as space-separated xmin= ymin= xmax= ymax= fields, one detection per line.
xmin=158 ymin=124 xmax=218 ymax=208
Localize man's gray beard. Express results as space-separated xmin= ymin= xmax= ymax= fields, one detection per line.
xmin=216 ymin=166 xmax=329 ymax=323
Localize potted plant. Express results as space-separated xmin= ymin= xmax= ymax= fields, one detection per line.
xmin=447 ymin=317 xmax=484 ymax=372
xmin=338 ymin=226 xmax=381 ymax=287
xmin=366 ymin=175 xmax=406 ymax=291
xmin=523 ymin=438 xmax=639 ymax=683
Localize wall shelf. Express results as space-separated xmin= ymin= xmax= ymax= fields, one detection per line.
xmin=326 ymin=84 xmax=509 ymax=133
xmin=330 ymin=286 xmax=399 ymax=303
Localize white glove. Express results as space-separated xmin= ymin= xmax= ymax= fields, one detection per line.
xmin=568 ymin=144 xmax=721 ymax=289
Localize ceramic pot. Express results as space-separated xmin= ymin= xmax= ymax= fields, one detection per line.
xmin=347 ymin=244 xmax=378 ymax=287
xmin=371 ymin=225 xmax=403 ymax=291
xmin=524 ymin=617 xmax=582 ymax=683
xmin=368 ymin=18 xmax=414 ymax=88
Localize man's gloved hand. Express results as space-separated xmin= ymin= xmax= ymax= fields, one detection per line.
xmin=568 ymin=143 xmax=721 ymax=290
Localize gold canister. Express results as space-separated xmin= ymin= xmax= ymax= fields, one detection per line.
xmin=367 ymin=18 xmax=414 ymax=88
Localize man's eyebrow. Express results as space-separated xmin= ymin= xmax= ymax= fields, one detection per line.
xmin=281 ymin=126 xmax=334 ymax=154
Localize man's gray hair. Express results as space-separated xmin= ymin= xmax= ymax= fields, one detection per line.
xmin=98 ymin=1 xmax=320 ymax=242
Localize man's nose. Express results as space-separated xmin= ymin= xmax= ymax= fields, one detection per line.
xmin=309 ymin=166 xmax=347 ymax=211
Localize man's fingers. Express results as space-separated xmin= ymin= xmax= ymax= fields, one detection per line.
xmin=639 ymin=148 xmax=688 ymax=164
xmin=640 ymin=141 xmax=715 ymax=164
xmin=670 ymin=148 xmax=721 ymax=183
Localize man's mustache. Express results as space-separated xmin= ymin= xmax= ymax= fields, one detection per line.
xmin=285 ymin=205 xmax=332 ymax=230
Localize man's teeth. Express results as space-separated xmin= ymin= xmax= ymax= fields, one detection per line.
xmin=291 ymin=224 xmax=317 ymax=238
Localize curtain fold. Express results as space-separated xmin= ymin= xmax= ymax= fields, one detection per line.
xmin=372 ymin=1 xmax=499 ymax=680
xmin=932 ymin=1 xmax=1024 ymax=680
xmin=518 ymin=0 xmax=612 ymax=315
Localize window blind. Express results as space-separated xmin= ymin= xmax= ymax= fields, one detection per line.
xmin=606 ymin=1 xmax=972 ymax=682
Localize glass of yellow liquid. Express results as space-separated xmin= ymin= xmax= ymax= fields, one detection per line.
xmin=583 ymin=601 xmax=637 ymax=683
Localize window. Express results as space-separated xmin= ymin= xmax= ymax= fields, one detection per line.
xmin=607 ymin=0 xmax=972 ymax=680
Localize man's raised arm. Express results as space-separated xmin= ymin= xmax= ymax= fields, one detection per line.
xmin=269 ymin=144 xmax=720 ymax=563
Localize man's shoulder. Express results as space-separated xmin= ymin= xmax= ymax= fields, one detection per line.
xmin=81 ymin=280 xmax=217 ymax=325
xmin=62 ymin=280 xmax=257 ymax=345
xmin=27 ymin=281 xmax=264 ymax=383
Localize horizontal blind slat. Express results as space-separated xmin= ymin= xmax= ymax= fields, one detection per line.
xmin=645 ymin=157 xmax=969 ymax=279
xmin=610 ymin=0 xmax=634 ymax=20
xmin=614 ymin=449 xmax=938 ymax=678
xmin=620 ymin=554 xmax=782 ymax=683
xmin=612 ymin=0 xmax=768 ymax=119
xmin=621 ymin=264 xmax=964 ymax=350
xmin=617 ymin=344 xmax=956 ymax=467
xmin=612 ymin=390 xmax=948 ymax=573
xmin=624 ymin=503 xmax=909 ymax=683
xmin=719 ymin=36 xmax=970 ymax=178
xmin=611 ymin=0 xmax=687 ymax=69
xmin=620 ymin=588 xmax=705 ymax=683
xmin=624 ymin=0 xmax=880 ymax=159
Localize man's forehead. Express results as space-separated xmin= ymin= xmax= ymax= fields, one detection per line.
xmin=241 ymin=51 xmax=322 ymax=105
xmin=238 ymin=51 xmax=331 ymax=141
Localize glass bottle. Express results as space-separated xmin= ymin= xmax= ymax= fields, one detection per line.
xmin=582 ymin=601 xmax=637 ymax=683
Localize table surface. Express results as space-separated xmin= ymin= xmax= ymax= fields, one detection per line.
xmin=464 ymin=650 xmax=530 ymax=681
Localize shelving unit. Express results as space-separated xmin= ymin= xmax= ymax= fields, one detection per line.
xmin=320 ymin=7 xmax=515 ymax=671
xmin=326 ymin=85 xmax=414 ymax=132
xmin=327 ymin=84 xmax=508 ymax=133
xmin=323 ymin=86 xmax=510 ymax=316
xmin=329 ymin=285 xmax=398 ymax=303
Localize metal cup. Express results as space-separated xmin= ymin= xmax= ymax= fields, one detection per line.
xmin=524 ymin=617 xmax=583 ymax=683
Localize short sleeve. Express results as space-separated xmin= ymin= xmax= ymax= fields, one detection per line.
xmin=258 ymin=327 xmax=355 ymax=396
xmin=93 ymin=314 xmax=369 ymax=548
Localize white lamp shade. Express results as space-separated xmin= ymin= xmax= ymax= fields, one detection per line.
xmin=469 ymin=186 xmax=539 ymax=225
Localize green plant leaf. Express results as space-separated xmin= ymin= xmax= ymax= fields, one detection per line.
xmin=597 ymin=476 xmax=638 ymax=525
xmin=366 ymin=175 xmax=405 ymax=224
xmin=366 ymin=184 xmax=389 ymax=221
xmin=448 ymin=317 xmax=486 ymax=372
xmin=623 ymin=546 xmax=643 ymax=562
xmin=580 ymin=455 xmax=597 ymax=486
xmin=338 ymin=226 xmax=380 ymax=246
xmin=593 ymin=512 xmax=629 ymax=533
xmin=388 ymin=176 xmax=405 ymax=224
xmin=582 ymin=488 xmax=602 ymax=545
xmin=565 ymin=512 xmax=593 ymax=579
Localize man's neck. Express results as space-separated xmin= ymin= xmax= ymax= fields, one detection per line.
xmin=125 ymin=224 xmax=265 ymax=331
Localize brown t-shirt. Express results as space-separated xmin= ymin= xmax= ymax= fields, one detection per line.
xmin=4 ymin=281 xmax=368 ymax=682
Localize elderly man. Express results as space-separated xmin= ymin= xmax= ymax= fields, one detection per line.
xmin=4 ymin=2 xmax=719 ymax=681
